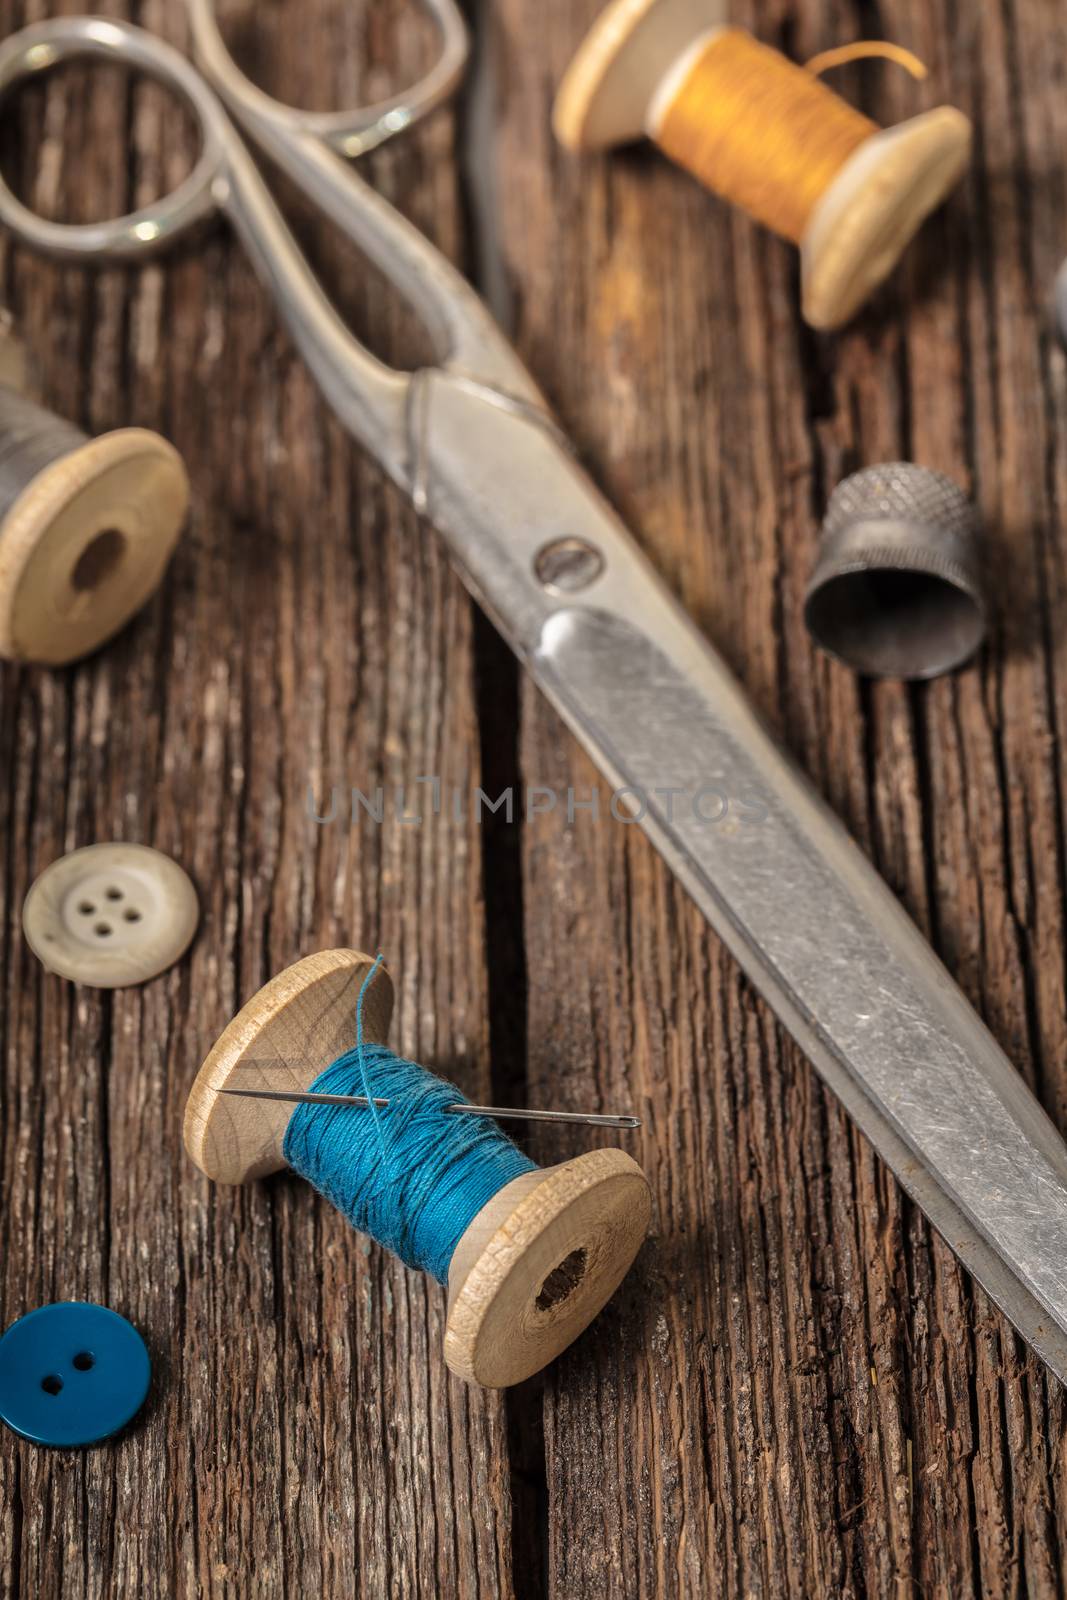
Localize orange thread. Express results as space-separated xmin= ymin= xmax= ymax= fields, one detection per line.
xmin=805 ymin=41 xmax=928 ymax=82
xmin=656 ymin=29 xmax=877 ymax=243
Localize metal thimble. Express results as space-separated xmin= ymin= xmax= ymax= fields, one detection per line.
xmin=804 ymin=463 xmax=986 ymax=679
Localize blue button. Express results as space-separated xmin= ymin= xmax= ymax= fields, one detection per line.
xmin=0 ymin=1303 xmax=151 ymax=1447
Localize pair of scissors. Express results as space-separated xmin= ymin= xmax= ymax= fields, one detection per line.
xmin=2 ymin=4 xmax=1067 ymax=1385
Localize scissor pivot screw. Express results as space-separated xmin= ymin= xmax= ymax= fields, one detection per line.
xmin=534 ymin=536 xmax=604 ymax=593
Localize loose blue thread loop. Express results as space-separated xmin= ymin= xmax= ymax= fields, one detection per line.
xmin=282 ymin=958 xmax=537 ymax=1283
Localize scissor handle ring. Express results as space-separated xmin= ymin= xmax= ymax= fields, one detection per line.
xmin=187 ymin=0 xmax=469 ymax=160
xmin=0 ymin=17 xmax=229 ymax=262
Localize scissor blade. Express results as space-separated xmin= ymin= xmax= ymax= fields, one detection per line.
xmin=536 ymin=606 xmax=1067 ymax=1384
xmin=419 ymin=375 xmax=1067 ymax=1384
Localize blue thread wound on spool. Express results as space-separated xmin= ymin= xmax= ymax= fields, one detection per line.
xmin=282 ymin=1044 xmax=538 ymax=1285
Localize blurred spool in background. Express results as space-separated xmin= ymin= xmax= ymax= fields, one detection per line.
xmin=553 ymin=0 xmax=972 ymax=329
xmin=0 ymin=338 xmax=189 ymax=666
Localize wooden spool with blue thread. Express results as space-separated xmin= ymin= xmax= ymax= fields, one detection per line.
xmin=184 ymin=950 xmax=651 ymax=1387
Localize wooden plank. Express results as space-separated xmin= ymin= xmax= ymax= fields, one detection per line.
xmin=0 ymin=2 xmax=517 ymax=1596
xmin=491 ymin=0 xmax=1067 ymax=1593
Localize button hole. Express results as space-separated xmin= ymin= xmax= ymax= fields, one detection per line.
xmin=41 ymin=1374 xmax=63 ymax=1395
xmin=105 ymin=886 xmax=123 ymax=901
xmin=123 ymin=908 xmax=142 ymax=923
xmin=72 ymin=1351 xmax=95 ymax=1371
xmin=94 ymin=924 xmax=112 ymax=937
xmin=78 ymin=902 xmax=95 ymax=915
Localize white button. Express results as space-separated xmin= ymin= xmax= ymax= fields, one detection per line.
xmin=23 ymin=843 xmax=198 ymax=988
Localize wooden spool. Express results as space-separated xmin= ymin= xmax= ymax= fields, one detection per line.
xmin=553 ymin=0 xmax=972 ymax=329
xmin=184 ymin=950 xmax=652 ymax=1388
xmin=0 ymin=389 xmax=189 ymax=666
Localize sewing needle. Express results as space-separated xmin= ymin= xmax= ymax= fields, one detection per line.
xmin=220 ymin=1086 xmax=641 ymax=1130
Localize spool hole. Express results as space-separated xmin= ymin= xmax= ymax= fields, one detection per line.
xmin=71 ymin=529 xmax=126 ymax=593
xmin=41 ymin=1374 xmax=63 ymax=1396
xmin=535 ymin=1248 xmax=588 ymax=1311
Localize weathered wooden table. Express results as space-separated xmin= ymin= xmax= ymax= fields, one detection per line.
xmin=3 ymin=0 xmax=1067 ymax=1594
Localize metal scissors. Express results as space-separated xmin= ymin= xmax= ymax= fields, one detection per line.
xmin=3 ymin=4 xmax=1067 ymax=1385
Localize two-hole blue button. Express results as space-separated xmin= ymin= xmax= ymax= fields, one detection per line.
xmin=0 ymin=1303 xmax=151 ymax=1447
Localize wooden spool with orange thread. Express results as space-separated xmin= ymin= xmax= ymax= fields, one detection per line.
xmin=553 ymin=0 xmax=972 ymax=329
